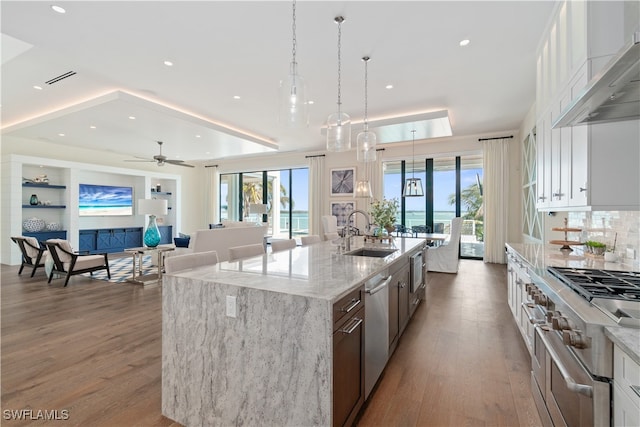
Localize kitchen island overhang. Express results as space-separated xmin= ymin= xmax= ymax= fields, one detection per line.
xmin=161 ymin=237 xmax=425 ymax=427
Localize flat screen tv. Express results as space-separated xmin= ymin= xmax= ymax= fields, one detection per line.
xmin=79 ymin=184 xmax=133 ymax=216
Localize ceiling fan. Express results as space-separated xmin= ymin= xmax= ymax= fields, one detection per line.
xmin=125 ymin=141 xmax=194 ymax=168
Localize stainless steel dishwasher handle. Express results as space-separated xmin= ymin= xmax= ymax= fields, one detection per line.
xmin=366 ymin=276 xmax=393 ymax=296
xmin=535 ymin=325 xmax=593 ymax=397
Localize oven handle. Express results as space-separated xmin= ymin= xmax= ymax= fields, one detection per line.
xmin=535 ymin=325 xmax=593 ymax=398
xmin=521 ymin=303 xmax=545 ymax=324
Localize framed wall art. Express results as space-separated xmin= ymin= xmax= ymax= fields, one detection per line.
xmin=331 ymin=201 xmax=356 ymax=227
xmin=330 ymin=168 xmax=355 ymax=197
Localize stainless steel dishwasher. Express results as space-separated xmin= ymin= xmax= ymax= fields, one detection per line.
xmin=364 ymin=269 xmax=392 ymax=399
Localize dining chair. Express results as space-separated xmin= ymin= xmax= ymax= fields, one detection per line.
xmin=300 ymin=235 xmax=321 ymax=246
xmin=321 ymin=215 xmax=339 ymax=240
xmin=228 ymin=243 xmax=266 ymax=261
xmin=164 ymin=250 xmax=218 ymax=274
xmin=11 ymin=236 xmax=47 ymax=277
xmin=271 ymin=239 xmax=297 ymax=252
xmin=426 ymin=217 xmax=463 ymax=273
xmin=44 ymin=239 xmax=110 ymax=286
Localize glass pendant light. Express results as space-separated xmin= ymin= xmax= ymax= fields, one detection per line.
xmin=278 ymin=0 xmax=309 ymax=128
xmin=403 ymin=130 xmax=424 ymax=197
xmin=326 ymin=16 xmax=351 ymax=152
xmin=355 ymin=159 xmax=373 ymax=198
xmin=357 ymin=56 xmax=377 ymax=162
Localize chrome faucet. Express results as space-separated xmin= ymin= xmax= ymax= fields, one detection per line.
xmin=345 ymin=209 xmax=371 ymax=251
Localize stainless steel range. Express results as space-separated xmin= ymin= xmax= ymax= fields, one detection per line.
xmin=525 ymin=266 xmax=640 ymax=427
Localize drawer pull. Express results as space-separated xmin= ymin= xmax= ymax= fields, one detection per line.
xmin=339 ymin=317 xmax=363 ymax=334
xmin=340 ymin=298 xmax=361 ymax=314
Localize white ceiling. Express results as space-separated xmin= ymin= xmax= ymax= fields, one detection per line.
xmin=1 ymin=1 xmax=555 ymax=164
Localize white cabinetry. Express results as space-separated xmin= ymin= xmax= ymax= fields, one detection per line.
xmin=506 ymin=247 xmax=534 ymax=355
xmin=535 ymin=0 xmax=640 ymax=211
xmin=613 ymin=344 xmax=640 ymax=427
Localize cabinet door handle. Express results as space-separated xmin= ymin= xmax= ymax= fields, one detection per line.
xmin=552 ymin=192 xmax=563 ymax=199
xmin=340 ymin=298 xmax=361 ymax=313
xmin=579 ymin=187 xmax=587 ymax=192
xmin=538 ymin=196 xmax=546 ymax=201
xmin=399 ymin=282 xmax=407 ymax=289
xmin=339 ymin=317 xmax=363 ymax=334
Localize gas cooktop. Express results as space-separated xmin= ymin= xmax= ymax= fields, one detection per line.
xmin=547 ymin=267 xmax=640 ymax=302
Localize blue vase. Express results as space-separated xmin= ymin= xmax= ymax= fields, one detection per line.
xmin=144 ymin=215 xmax=161 ymax=247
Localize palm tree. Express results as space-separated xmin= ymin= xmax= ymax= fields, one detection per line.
xmin=448 ymin=183 xmax=483 ymax=241
xmin=242 ymin=180 xmax=292 ymax=218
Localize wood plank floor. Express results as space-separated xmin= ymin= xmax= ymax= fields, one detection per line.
xmin=357 ymin=260 xmax=542 ymax=427
xmin=1 ymin=259 xmax=541 ymax=426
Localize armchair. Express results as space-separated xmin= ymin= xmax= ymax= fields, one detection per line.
xmin=426 ymin=217 xmax=463 ymax=273
xmin=44 ymin=239 xmax=110 ymax=286
xmin=11 ymin=236 xmax=47 ymax=277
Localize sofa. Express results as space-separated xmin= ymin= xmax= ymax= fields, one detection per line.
xmin=170 ymin=222 xmax=268 ymax=262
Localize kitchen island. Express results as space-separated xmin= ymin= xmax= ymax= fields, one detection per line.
xmin=162 ymin=237 xmax=425 ymax=427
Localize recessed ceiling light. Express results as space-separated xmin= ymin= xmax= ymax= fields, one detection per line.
xmin=233 ymin=95 xmax=241 ymax=100
xmin=385 ymin=84 xmax=393 ymax=89
xmin=51 ymin=5 xmax=66 ymax=14
xmin=90 ymin=125 xmax=96 ymax=129
xmin=164 ymin=60 xmax=173 ymax=66
xmin=205 ymin=152 xmax=210 ymax=155
xmin=459 ymin=39 xmax=470 ymax=47
xmin=195 ymin=134 xmax=201 ymax=138
xmin=58 ymin=133 xmax=65 ymax=137
xmin=128 ymin=116 xmax=136 ymax=120
xmin=33 ymin=85 xmax=43 ymax=90
xmin=307 ymin=100 xmax=314 ymax=105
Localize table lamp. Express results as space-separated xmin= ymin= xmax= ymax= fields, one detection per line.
xmin=138 ymin=198 xmax=168 ymax=247
xmin=248 ymin=203 xmax=268 ymax=223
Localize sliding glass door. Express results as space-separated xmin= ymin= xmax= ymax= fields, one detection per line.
xmin=383 ymin=154 xmax=484 ymax=259
xmin=219 ymin=167 xmax=309 ymax=239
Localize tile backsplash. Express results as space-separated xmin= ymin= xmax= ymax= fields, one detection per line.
xmin=568 ymin=211 xmax=640 ymax=268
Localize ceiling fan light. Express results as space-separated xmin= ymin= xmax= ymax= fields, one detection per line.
xmin=326 ymin=111 xmax=351 ymax=152
xmin=403 ymin=178 xmax=424 ymax=197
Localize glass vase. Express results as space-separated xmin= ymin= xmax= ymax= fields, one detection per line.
xmin=30 ymin=194 xmax=39 ymax=205
xmin=144 ymin=215 xmax=161 ymax=247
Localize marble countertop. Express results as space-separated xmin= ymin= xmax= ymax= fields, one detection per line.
xmin=506 ymin=242 xmax=640 ymax=363
xmin=166 ymin=237 xmax=425 ymax=302
xmin=506 ymin=242 xmax=640 ymax=278
xmin=605 ymin=326 xmax=640 ymax=366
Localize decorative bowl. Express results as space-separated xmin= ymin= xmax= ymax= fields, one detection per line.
xmin=46 ymin=222 xmax=61 ymax=231
xmin=23 ymin=217 xmax=46 ymax=232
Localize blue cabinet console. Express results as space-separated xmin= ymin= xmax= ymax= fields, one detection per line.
xmin=79 ymin=227 xmax=143 ymax=253
xmin=23 ymin=230 xmax=67 ymax=242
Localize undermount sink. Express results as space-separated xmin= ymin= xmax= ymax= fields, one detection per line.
xmin=345 ymin=248 xmax=398 ymax=258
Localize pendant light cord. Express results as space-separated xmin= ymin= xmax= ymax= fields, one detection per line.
xmin=363 ymin=56 xmax=369 ymax=130
xmin=411 ymin=130 xmax=416 ymax=179
xmin=335 ymin=17 xmax=344 ymax=113
xmin=291 ymin=0 xmax=297 ymax=65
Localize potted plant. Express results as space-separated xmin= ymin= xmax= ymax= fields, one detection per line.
xmin=369 ymin=198 xmax=399 ymax=236
xmin=585 ymin=240 xmax=606 ymax=255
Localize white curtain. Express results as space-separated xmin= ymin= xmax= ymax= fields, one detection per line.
xmin=483 ymin=139 xmax=510 ymax=264
xmin=204 ymin=165 xmax=219 ymax=225
xmin=308 ymin=156 xmax=325 ymax=237
xmin=370 ymin=150 xmax=383 ymax=201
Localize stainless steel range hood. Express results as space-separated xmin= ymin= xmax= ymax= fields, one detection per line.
xmin=553 ymin=32 xmax=640 ymax=128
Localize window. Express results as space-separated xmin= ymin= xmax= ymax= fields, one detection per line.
xmin=522 ymin=130 xmax=543 ymax=240
xmin=383 ymin=153 xmax=484 ymax=259
xmin=220 ymin=167 xmax=309 ymax=239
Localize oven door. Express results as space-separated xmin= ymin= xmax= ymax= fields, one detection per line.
xmin=533 ymin=325 xmax=610 ymax=427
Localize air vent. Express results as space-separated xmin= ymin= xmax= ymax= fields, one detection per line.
xmin=45 ymin=71 xmax=76 ymax=85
